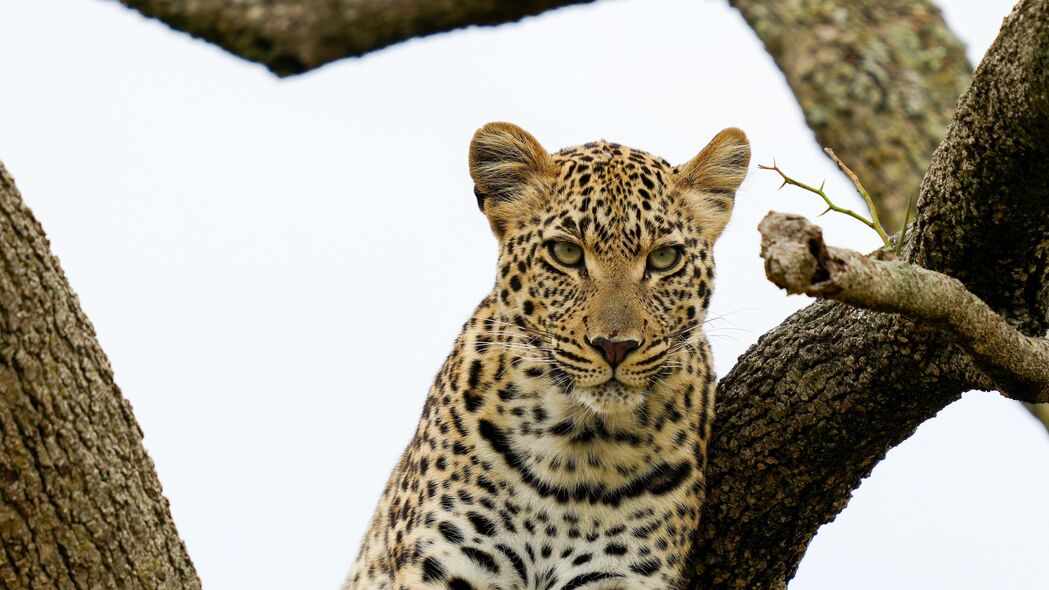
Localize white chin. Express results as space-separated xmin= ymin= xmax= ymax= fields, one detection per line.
xmin=573 ymin=381 xmax=647 ymax=414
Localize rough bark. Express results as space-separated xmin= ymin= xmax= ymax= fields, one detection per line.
xmin=730 ymin=0 xmax=971 ymax=232
xmin=115 ymin=0 xmax=593 ymax=76
xmin=691 ymin=1 xmax=1049 ymax=587
xmin=735 ymin=0 xmax=1049 ymax=437
xmin=758 ymin=212 xmax=1049 ymax=403
xmin=0 ymin=164 xmax=200 ymax=589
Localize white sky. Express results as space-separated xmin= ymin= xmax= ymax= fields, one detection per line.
xmin=0 ymin=0 xmax=1045 ymax=588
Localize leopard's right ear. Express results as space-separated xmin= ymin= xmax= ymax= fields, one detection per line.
xmin=469 ymin=122 xmax=555 ymax=238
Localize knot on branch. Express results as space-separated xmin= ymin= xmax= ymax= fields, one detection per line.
xmin=758 ymin=212 xmax=840 ymax=296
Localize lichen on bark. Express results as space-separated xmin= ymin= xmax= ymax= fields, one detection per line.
xmin=730 ymin=0 xmax=972 ymax=232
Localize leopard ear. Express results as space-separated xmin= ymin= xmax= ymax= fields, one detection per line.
xmin=673 ymin=128 xmax=750 ymax=240
xmin=469 ymin=122 xmax=555 ymax=238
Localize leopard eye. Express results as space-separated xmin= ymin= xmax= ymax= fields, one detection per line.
xmin=549 ymin=241 xmax=584 ymax=267
xmin=647 ymin=246 xmax=681 ymax=272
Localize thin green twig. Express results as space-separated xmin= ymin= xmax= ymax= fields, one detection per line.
xmin=895 ymin=191 xmax=917 ymax=256
xmin=823 ymin=148 xmax=892 ymax=247
xmin=757 ymin=161 xmax=892 ymax=249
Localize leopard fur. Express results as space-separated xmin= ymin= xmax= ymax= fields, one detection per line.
xmin=344 ymin=122 xmax=750 ymax=590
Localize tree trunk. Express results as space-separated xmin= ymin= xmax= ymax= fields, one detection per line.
xmin=0 ymin=164 xmax=200 ymax=589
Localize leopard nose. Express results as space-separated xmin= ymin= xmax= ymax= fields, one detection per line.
xmin=587 ymin=337 xmax=641 ymax=368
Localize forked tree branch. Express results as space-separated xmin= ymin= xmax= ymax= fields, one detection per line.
xmin=741 ymin=0 xmax=1049 ymax=430
xmin=692 ymin=1 xmax=1049 ymax=586
xmin=759 ymin=211 xmax=1049 ymax=403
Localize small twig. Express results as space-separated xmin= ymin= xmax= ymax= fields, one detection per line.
xmin=758 ymin=211 xmax=1049 ymax=403
xmin=822 ymin=148 xmax=892 ymax=247
xmin=758 ymin=161 xmax=891 ymax=249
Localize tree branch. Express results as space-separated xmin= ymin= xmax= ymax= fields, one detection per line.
xmin=115 ymin=0 xmax=593 ymax=76
xmin=730 ymin=0 xmax=971 ymax=232
xmin=691 ymin=1 xmax=1049 ymax=587
xmin=759 ymin=211 xmax=1049 ymax=403
xmin=734 ymin=0 xmax=1049 ymax=434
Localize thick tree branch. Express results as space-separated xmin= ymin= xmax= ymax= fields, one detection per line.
xmin=730 ymin=0 xmax=971 ymax=232
xmin=691 ymin=1 xmax=1049 ymax=587
xmin=0 ymin=164 xmax=200 ymax=588
xmin=759 ymin=211 xmax=1049 ymax=403
xmin=115 ymin=0 xmax=593 ymax=76
xmin=908 ymin=4 xmax=1049 ymax=338
xmin=736 ymin=0 xmax=1049 ymax=434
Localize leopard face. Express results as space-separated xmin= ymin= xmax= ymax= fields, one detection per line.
xmin=471 ymin=123 xmax=749 ymax=415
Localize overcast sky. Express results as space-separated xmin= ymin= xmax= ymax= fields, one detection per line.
xmin=0 ymin=0 xmax=1045 ymax=588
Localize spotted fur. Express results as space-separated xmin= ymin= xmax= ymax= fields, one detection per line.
xmin=344 ymin=122 xmax=750 ymax=590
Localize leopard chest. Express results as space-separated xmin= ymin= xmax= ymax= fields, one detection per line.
xmin=410 ymin=397 xmax=704 ymax=589
xmin=418 ymin=461 xmax=701 ymax=590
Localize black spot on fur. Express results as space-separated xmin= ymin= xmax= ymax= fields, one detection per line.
xmin=467 ymin=512 xmax=498 ymax=537
xmin=438 ymin=521 xmax=464 ymax=544
xmin=563 ymin=571 xmax=622 ymax=590
xmin=422 ymin=557 xmax=446 ymax=583
xmin=460 ymin=547 xmax=499 ymax=573
xmin=496 ymin=544 xmax=528 ymax=583
xmin=629 ymin=558 xmax=662 ymax=576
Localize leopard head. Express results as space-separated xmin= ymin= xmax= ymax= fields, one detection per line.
xmin=469 ymin=122 xmax=749 ymax=413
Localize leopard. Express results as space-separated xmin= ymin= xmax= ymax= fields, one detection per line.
xmin=344 ymin=122 xmax=750 ymax=590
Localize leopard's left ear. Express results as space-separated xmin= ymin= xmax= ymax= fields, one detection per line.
xmin=469 ymin=122 xmax=556 ymax=238
xmin=673 ymin=128 xmax=750 ymax=240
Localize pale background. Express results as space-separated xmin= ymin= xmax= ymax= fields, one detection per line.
xmin=1 ymin=0 xmax=1046 ymax=588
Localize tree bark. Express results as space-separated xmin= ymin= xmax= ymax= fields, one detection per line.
xmin=692 ymin=1 xmax=1049 ymax=587
xmin=115 ymin=0 xmax=594 ymax=76
xmin=732 ymin=0 xmax=1049 ymax=434
xmin=730 ymin=0 xmax=971 ymax=232
xmin=0 ymin=164 xmax=200 ymax=589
